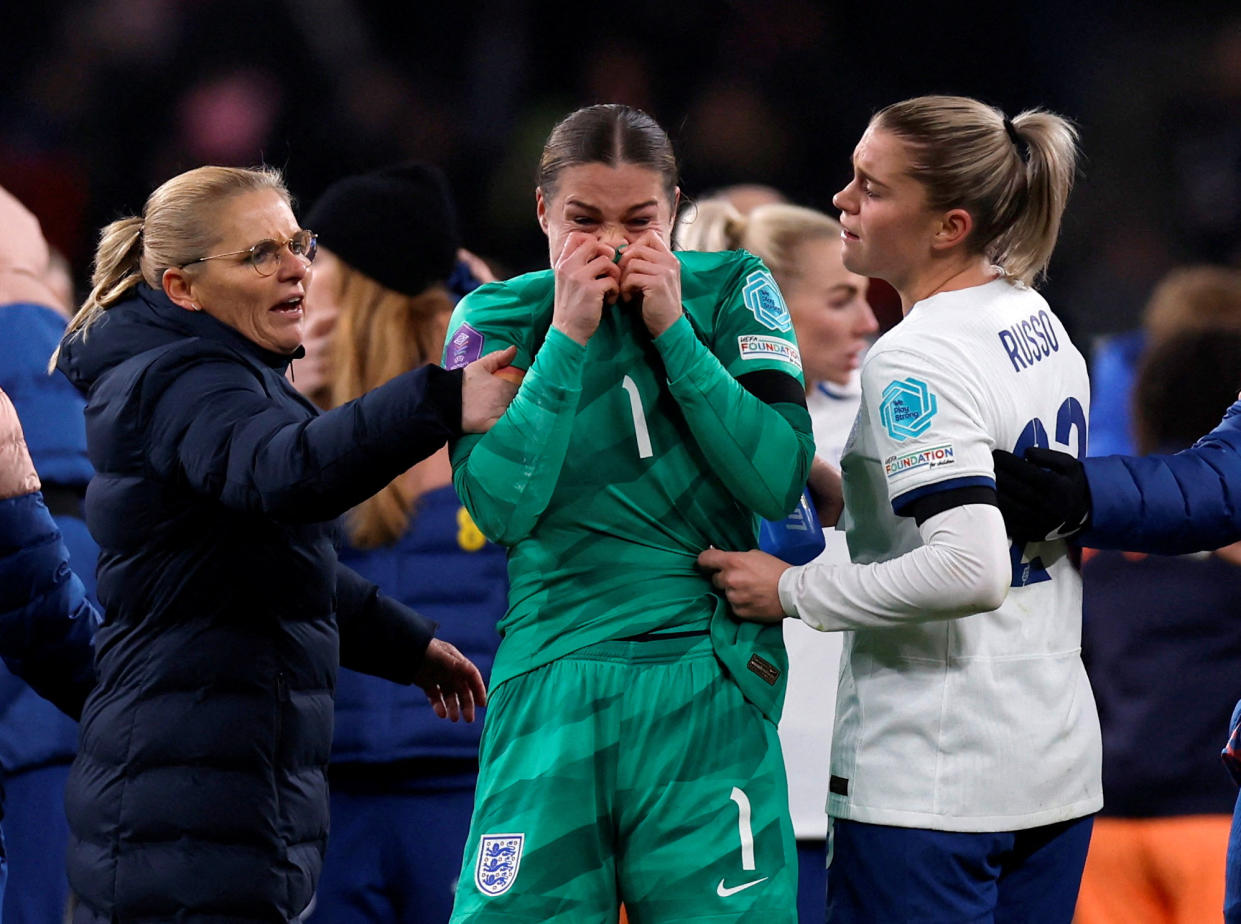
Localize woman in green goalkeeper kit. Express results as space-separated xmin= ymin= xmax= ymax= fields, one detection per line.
xmin=443 ymin=104 xmax=814 ymax=923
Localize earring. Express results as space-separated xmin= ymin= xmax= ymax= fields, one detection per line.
xmin=192 ymin=303 xmax=202 ymax=312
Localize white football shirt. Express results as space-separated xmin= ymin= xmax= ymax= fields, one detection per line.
xmin=829 ymin=278 xmax=1102 ymax=831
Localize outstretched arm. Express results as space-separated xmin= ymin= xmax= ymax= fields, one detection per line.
xmin=700 ymin=503 xmax=1010 ymax=628
xmin=0 ymin=387 xmax=97 ymax=719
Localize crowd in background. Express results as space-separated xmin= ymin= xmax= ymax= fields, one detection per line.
xmin=2 ymin=2 xmax=1241 ymax=343
xmin=4 ymin=5 xmax=1241 ymax=923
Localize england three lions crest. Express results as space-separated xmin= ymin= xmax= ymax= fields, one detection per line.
xmin=475 ymin=833 xmax=524 ymax=896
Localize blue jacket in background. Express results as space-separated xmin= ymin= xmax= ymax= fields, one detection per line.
xmin=0 ymin=302 xmax=97 ymax=782
xmin=1086 ymin=329 xmax=1144 ymax=458
xmin=55 ymin=283 xmax=461 ymax=923
xmin=1082 ymin=399 xmax=1241 ymax=554
xmin=0 ymin=493 xmax=95 ymax=729
xmin=333 ymin=484 xmax=506 ymax=765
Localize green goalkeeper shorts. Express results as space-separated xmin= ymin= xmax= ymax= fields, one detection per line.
xmin=450 ymin=632 xmax=797 ymax=923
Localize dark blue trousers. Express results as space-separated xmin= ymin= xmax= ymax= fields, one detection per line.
xmin=825 ymin=815 xmax=1093 ymax=923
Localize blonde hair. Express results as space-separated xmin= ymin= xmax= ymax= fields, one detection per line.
xmin=872 ymin=95 xmax=1079 ymax=287
xmin=675 ymin=199 xmax=840 ymax=284
xmin=1142 ymin=265 xmax=1241 ymax=345
xmin=53 ymin=165 xmax=290 ymax=367
xmin=324 ymin=259 xmax=454 ymax=549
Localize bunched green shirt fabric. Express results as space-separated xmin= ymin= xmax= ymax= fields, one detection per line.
xmin=442 ymin=249 xmax=814 ymax=720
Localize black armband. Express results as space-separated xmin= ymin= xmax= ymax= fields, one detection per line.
xmin=899 ymin=485 xmax=999 ymax=526
xmin=736 ymin=370 xmax=808 ymax=409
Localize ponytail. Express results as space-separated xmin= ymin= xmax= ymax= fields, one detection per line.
xmin=988 ymin=111 xmax=1079 ymax=285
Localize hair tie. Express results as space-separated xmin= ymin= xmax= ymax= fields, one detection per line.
xmin=1002 ymin=117 xmax=1030 ymax=162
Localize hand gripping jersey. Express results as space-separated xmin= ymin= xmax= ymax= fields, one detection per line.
xmin=833 ymin=278 xmax=1102 ymax=831
xmin=442 ymin=250 xmax=814 ymax=720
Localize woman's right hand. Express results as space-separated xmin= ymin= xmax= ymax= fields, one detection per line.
xmin=551 ymin=231 xmax=619 ymax=345
xmin=0 ymin=387 xmax=39 ymax=500
xmin=461 ymin=346 xmax=519 ymax=433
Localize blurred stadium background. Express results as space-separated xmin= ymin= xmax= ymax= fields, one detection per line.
xmin=2 ymin=0 xmax=1239 ymax=345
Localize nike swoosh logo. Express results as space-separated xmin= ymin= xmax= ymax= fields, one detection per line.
xmin=716 ymin=876 xmax=768 ymax=897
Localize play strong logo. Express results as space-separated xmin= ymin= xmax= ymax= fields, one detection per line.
xmin=884 ymin=444 xmax=956 ymax=479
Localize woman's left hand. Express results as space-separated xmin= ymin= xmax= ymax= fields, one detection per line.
xmin=696 ymin=547 xmax=790 ymax=623
xmin=414 ymin=638 xmax=488 ymax=722
xmin=617 ymin=231 xmax=683 ymax=338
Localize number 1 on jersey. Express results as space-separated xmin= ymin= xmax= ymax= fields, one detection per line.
xmin=621 ymin=375 xmax=653 ymax=459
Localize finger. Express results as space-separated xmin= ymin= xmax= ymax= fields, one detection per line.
xmin=994 ymin=469 xmax=1048 ymax=509
xmin=991 ymin=449 xmax=1024 ymax=476
xmin=555 ymin=232 xmax=596 ymax=268
xmin=697 ymin=548 xmax=727 ymax=571
xmin=444 ymin=689 xmax=462 ymax=723
xmin=476 ymin=345 xmax=519 ymax=373
xmin=426 ymin=686 xmax=448 ymax=720
xmin=588 ymin=255 xmax=622 ymax=285
xmin=469 ymin=665 xmax=487 ymax=710
xmin=1025 ymin=446 xmax=1081 ymax=475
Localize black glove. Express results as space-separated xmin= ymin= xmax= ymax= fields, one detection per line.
xmin=992 ymin=446 xmax=1092 ymax=543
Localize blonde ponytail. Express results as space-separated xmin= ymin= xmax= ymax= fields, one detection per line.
xmin=989 ymin=111 xmax=1079 ymax=285
xmin=63 ymin=216 xmax=145 ymax=344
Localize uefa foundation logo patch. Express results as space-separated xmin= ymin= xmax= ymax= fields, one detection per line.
xmin=742 ymin=270 xmax=792 ymax=332
xmin=880 ymin=377 xmax=938 ymax=441
xmin=884 ymin=443 xmax=956 ymax=479
xmin=737 ymin=334 xmax=802 ymax=369
xmin=475 ymin=833 xmax=524 ymax=896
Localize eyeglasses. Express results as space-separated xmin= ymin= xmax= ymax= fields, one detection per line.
xmin=183 ymin=230 xmax=318 ymax=276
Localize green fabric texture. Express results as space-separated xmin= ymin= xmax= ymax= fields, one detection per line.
xmin=443 ymin=249 xmax=813 ymax=721
xmin=451 ymin=638 xmax=797 ymax=922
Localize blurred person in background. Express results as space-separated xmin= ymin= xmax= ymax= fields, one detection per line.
xmin=0 ymin=184 xmax=97 ymax=924
xmin=1073 ymin=328 xmax=1241 ymax=924
xmin=292 ymin=163 xmax=508 ymax=924
xmin=1088 ymin=265 xmax=1241 ymax=457
xmin=0 ymin=385 xmax=96 ymax=924
xmin=51 ymin=163 xmax=515 ymax=923
xmin=444 ymin=103 xmax=813 ymax=922
xmin=701 ymin=95 xmax=1100 ymax=923
xmin=676 ymin=197 xmax=876 ymax=922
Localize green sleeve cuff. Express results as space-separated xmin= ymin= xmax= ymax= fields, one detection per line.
xmin=651 ymin=314 xmax=701 ymax=381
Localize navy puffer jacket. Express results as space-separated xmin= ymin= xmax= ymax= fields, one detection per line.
xmin=56 ymin=284 xmax=461 ymax=923
xmin=1083 ymin=399 xmax=1241 ymax=553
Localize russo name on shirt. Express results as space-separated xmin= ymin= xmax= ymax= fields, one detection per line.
xmin=997 ymin=310 xmax=1060 ymax=373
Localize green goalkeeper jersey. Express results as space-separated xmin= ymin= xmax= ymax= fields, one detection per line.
xmin=442 ymin=249 xmax=814 ymax=719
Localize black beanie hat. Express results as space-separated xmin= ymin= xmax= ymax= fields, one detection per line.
xmin=303 ymin=162 xmax=461 ymax=297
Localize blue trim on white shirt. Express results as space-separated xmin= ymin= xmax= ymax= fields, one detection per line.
xmin=891 ymin=475 xmax=996 ymax=516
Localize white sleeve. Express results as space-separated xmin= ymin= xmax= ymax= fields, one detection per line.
xmin=863 ymin=346 xmax=995 ymax=513
xmin=777 ymin=503 xmax=1010 ymax=631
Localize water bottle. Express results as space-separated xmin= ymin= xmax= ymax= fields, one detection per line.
xmin=758 ymin=488 xmax=825 ymax=565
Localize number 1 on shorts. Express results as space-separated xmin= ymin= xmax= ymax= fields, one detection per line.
xmin=730 ymin=786 xmax=757 ymax=870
